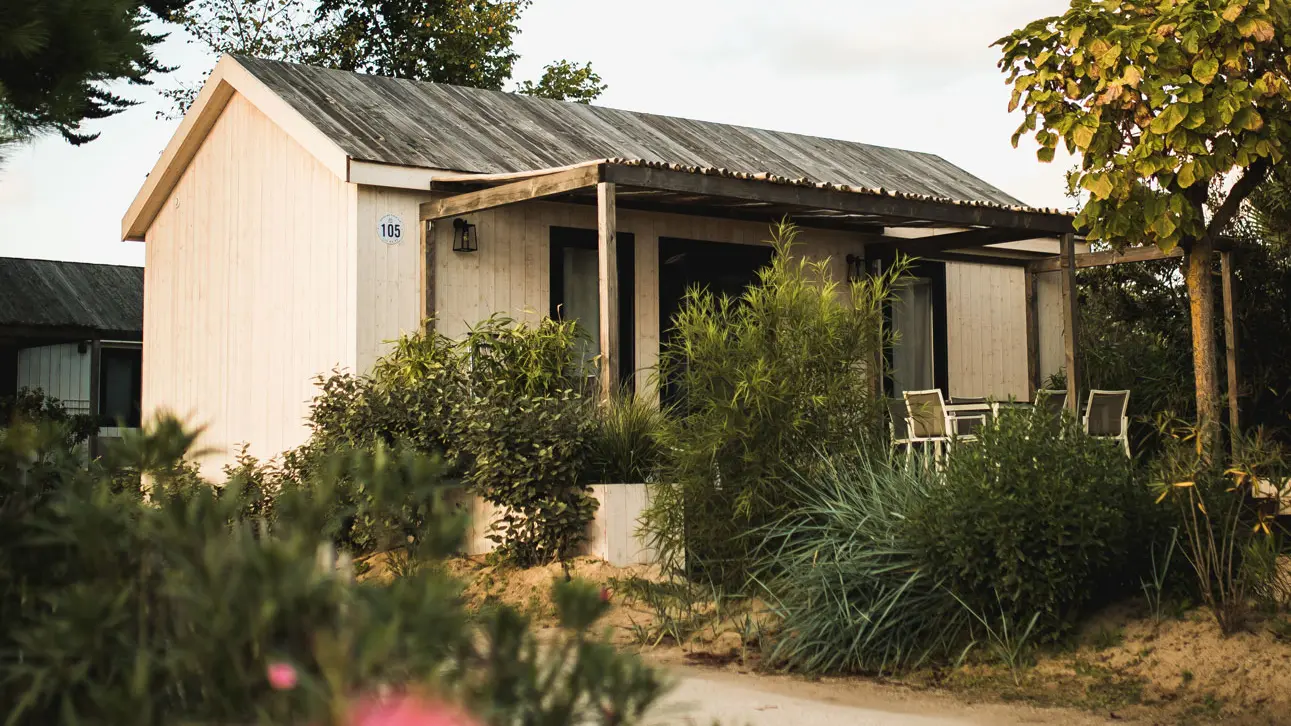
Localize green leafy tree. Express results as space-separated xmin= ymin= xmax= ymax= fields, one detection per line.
xmin=165 ymin=0 xmax=605 ymax=117
xmin=0 ymin=0 xmax=187 ymax=146
xmin=516 ymin=60 xmax=606 ymax=103
xmin=997 ymin=0 xmax=1291 ymax=452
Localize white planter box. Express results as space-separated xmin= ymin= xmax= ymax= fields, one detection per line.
xmin=447 ymin=484 xmax=658 ymax=566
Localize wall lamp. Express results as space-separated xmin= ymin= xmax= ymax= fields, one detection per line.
xmin=452 ymin=218 xmax=478 ymax=253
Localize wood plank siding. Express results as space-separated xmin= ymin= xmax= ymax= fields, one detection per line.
xmin=16 ymin=343 xmax=91 ymax=411
xmin=143 ymin=93 xmax=357 ymax=475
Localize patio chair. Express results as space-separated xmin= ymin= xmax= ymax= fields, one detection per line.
xmin=1034 ymin=389 xmax=1068 ymax=417
xmin=1083 ymin=389 xmax=1131 ymax=457
xmin=887 ymin=399 xmax=912 ymax=454
xmin=903 ymin=389 xmax=957 ymax=462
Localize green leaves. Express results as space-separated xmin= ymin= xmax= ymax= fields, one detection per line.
xmin=1150 ymin=103 xmax=1189 ymax=134
xmin=1192 ymin=57 xmax=1220 ymax=84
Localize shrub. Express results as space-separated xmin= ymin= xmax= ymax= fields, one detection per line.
xmin=910 ymin=410 xmax=1157 ymax=638
xmin=458 ymin=315 xmax=598 ymax=566
xmin=1 ymin=387 xmax=98 ymax=447
xmin=0 ymin=415 xmax=664 ymax=725
xmin=292 ymin=315 xmax=600 ymax=566
xmin=644 ymin=222 xmax=907 ymax=585
xmin=1151 ymin=421 xmax=1289 ymax=632
xmin=756 ymin=449 xmax=968 ymax=674
xmin=586 ymin=390 xmax=668 ymax=483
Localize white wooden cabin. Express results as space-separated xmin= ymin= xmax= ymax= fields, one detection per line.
xmin=122 ymin=54 xmax=1080 ymax=476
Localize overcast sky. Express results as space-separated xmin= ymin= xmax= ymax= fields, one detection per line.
xmin=0 ymin=0 xmax=1074 ymax=267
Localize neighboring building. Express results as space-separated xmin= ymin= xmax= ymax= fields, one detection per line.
xmin=122 ymin=54 xmax=1079 ymax=474
xmin=0 ymin=257 xmax=144 ymax=447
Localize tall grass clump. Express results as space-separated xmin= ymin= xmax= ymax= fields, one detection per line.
xmin=755 ymin=450 xmax=968 ymax=674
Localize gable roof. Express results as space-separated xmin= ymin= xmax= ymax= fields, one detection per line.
xmin=0 ymin=258 xmax=144 ymax=337
xmin=234 ymin=56 xmax=1025 ymax=208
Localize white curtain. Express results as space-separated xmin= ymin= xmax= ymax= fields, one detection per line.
xmin=892 ymin=279 xmax=934 ymax=395
xmin=562 ymin=247 xmax=601 ymax=366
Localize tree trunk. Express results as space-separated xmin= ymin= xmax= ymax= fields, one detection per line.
xmin=1185 ymin=238 xmax=1221 ymax=458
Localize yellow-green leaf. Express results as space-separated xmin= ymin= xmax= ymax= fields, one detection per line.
xmin=1149 ymin=104 xmax=1188 ymax=134
xmin=1233 ymin=107 xmax=1265 ymax=130
xmin=1178 ymin=160 xmax=1198 ymax=188
xmin=1222 ymin=1 xmax=1247 ymax=22
xmin=1073 ymin=124 xmax=1095 ymax=150
xmin=1192 ymin=57 xmax=1219 ymax=84
xmin=1037 ymin=146 xmax=1056 ymax=163
xmin=1085 ymin=173 xmax=1115 ymax=200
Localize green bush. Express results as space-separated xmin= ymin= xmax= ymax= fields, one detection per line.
xmin=910 ymin=410 xmax=1157 ymax=637
xmin=757 ymin=450 xmax=968 ymax=674
xmin=644 ymin=222 xmax=906 ymax=585
xmin=0 ymin=416 xmax=664 ymax=725
xmin=1 ymin=387 xmax=98 ymax=447
xmin=287 ymin=315 xmax=600 ymax=566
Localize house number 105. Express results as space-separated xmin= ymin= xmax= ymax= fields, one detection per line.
xmin=378 ymin=214 xmax=403 ymax=245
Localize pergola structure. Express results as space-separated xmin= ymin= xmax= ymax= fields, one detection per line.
xmin=418 ymin=158 xmax=1240 ymax=428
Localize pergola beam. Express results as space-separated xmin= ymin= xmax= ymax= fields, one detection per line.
xmin=420 ymin=164 xmax=603 ymax=220
xmin=879 ymin=227 xmax=1043 ymax=258
xmin=597 ymin=182 xmax=618 ymax=403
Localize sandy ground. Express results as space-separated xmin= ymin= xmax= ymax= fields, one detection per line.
xmin=418 ymin=555 xmax=1291 ymax=725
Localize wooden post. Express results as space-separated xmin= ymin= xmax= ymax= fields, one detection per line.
xmin=597 ymin=182 xmax=618 ymax=403
xmin=1221 ymin=250 xmax=1240 ymax=447
xmin=88 ymin=338 xmax=102 ymax=459
xmin=1059 ymin=233 xmax=1080 ymax=414
xmin=420 ymin=219 xmax=436 ymax=331
xmin=1024 ymin=269 xmax=1039 ymax=399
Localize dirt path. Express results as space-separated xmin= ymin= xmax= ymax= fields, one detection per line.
xmin=653 ymin=666 xmax=1124 ymax=726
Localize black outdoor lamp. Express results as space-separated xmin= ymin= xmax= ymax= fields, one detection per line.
xmin=452 ymin=218 xmax=478 ymax=252
xmin=845 ymin=254 xmax=866 ymax=283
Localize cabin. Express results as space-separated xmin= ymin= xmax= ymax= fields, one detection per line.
xmin=122 ymin=54 xmax=1081 ymax=474
xmin=0 ymin=257 xmax=144 ymax=451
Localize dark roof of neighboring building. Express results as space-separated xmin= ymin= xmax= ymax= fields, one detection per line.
xmin=0 ymin=258 xmax=143 ymax=335
xmin=235 ymin=56 xmax=1027 ymax=208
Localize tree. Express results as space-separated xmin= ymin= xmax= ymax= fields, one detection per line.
xmin=515 ymin=60 xmax=606 ymax=103
xmin=0 ymin=0 xmax=188 ymax=145
xmin=165 ymin=0 xmax=605 ymax=117
xmin=998 ymin=0 xmax=1291 ymax=453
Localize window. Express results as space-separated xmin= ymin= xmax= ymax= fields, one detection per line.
xmin=99 ymin=346 xmax=141 ymax=427
xmin=549 ymin=227 xmax=635 ymax=391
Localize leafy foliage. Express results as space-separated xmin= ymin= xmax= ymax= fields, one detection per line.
xmin=997 ymin=0 xmax=1291 ymax=449
xmin=998 ymin=0 xmax=1290 ymax=252
xmin=1 ymin=387 xmax=98 ymax=446
xmin=164 ymin=0 xmax=607 ymax=116
xmin=643 ymin=222 xmax=906 ymax=585
xmin=458 ymin=315 xmax=597 ymax=566
xmin=0 ymin=0 xmax=185 ymax=145
xmin=292 ymin=315 xmax=598 ymax=566
xmin=1150 ymin=420 xmax=1289 ymax=632
xmin=586 ymin=390 xmax=668 ymax=484
xmin=0 ymin=415 xmax=665 ymax=725
xmin=516 ymin=60 xmax=606 ymax=104
xmin=910 ymin=411 xmax=1158 ymax=638
xmin=756 ymin=450 xmax=970 ymax=675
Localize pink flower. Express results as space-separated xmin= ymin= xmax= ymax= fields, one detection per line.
xmin=349 ymin=693 xmax=483 ymax=726
xmin=600 ymin=587 xmax=612 ymax=603
xmin=266 ymin=661 xmax=298 ymax=691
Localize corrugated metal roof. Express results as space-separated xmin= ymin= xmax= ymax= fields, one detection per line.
xmin=235 ymin=56 xmax=1030 ymax=208
xmin=0 ymin=258 xmax=143 ymax=335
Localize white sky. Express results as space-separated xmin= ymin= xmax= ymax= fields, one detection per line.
xmin=0 ymin=0 xmax=1075 ymax=267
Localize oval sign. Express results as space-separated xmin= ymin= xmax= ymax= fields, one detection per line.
xmin=377 ymin=214 xmax=404 ymax=245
